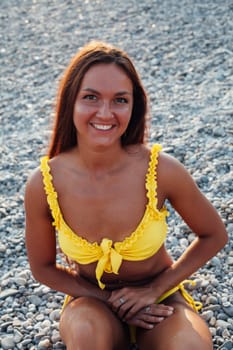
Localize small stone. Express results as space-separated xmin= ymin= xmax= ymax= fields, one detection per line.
xmin=222 ymin=328 xmax=230 ymax=338
xmin=215 ymin=319 xmax=231 ymax=329
xmin=180 ymin=238 xmax=188 ymax=248
xmin=209 ymin=327 xmax=216 ymax=336
xmin=202 ymin=310 xmax=214 ymax=321
xmin=41 ymin=319 xmax=51 ymax=328
xmin=51 ymin=331 xmax=62 ymax=343
xmin=49 ymin=309 xmax=60 ymax=322
xmin=28 ymin=295 xmax=42 ymax=306
xmin=0 ymin=242 xmax=7 ymax=253
xmin=222 ymin=305 xmax=233 ymax=317
xmin=0 ymin=321 xmax=12 ymax=332
xmin=21 ymin=339 xmax=33 ymax=347
xmin=1 ymin=336 xmax=15 ymax=350
xmin=14 ymin=277 xmax=27 ymax=286
xmin=209 ymin=316 xmax=216 ymax=326
xmin=210 ymin=256 xmax=221 ymax=267
xmin=227 ymin=257 xmax=233 ymax=265
xmin=13 ymin=329 xmax=23 ymax=343
xmin=38 ymin=338 xmax=51 ymax=349
xmin=36 ymin=314 xmax=45 ymax=321
xmin=219 ymin=341 xmax=233 ymax=350
xmin=206 ymin=296 xmax=218 ymax=305
xmin=0 ymin=289 xmax=18 ymax=299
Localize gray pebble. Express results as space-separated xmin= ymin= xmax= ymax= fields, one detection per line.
xmin=49 ymin=309 xmax=60 ymax=322
xmin=0 ymin=1 xmax=232 ymax=349
xmin=206 ymin=296 xmax=219 ymax=305
xmin=1 ymin=336 xmax=15 ymax=350
xmin=202 ymin=310 xmax=214 ymax=321
xmin=0 ymin=289 xmax=18 ymax=299
xmin=222 ymin=305 xmax=233 ymax=317
xmin=38 ymin=338 xmax=51 ymax=349
xmin=215 ymin=320 xmax=231 ymax=329
xmin=28 ymin=295 xmax=43 ymax=306
xmin=219 ymin=341 xmax=233 ymax=350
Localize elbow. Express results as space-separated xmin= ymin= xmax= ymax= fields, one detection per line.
xmin=30 ymin=267 xmax=46 ymax=284
xmin=216 ymin=227 xmax=228 ymax=251
xmin=222 ymin=229 xmax=229 ymax=247
xmin=29 ymin=262 xmax=55 ymax=285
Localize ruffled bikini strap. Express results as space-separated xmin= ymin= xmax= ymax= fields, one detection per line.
xmin=145 ymin=144 xmax=162 ymax=210
xmin=40 ymin=156 xmax=61 ymax=229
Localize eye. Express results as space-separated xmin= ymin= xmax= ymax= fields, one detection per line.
xmin=83 ymin=94 xmax=97 ymax=101
xmin=115 ymin=97 xmax=128 ymax=104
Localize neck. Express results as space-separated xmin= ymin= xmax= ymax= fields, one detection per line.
xmin=74 ymin=143 xmax=126 ymax=175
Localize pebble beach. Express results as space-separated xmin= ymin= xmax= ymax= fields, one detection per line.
xmin=0 ymin=0 xmax=233 ymax=349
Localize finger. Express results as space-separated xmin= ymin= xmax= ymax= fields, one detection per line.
xmin=110 ymin=296 xmax=128 ymax=313
xmin=148 ymin=304 xmax=174 ymax=317
xmin=108 ymin=287 xmax=128 ymax=304
xmin=127 ymin=316 xmax=164 ymax=330
xmin=107 ymin=291 xmax=122 ymax=305
xmin=117 ymin=300 xmax=135 ymax=319
xmin=123 ymin=302 xmax=147 ymax=321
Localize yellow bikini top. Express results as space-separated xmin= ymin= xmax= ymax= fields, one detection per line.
xmin=40 ymin=144 xmax=169 ymax=289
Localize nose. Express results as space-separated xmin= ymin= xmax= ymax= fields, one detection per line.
xmin=96 ymin=100 xmax=113 ymax=119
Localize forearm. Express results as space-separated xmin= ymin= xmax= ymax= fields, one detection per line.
xmin=151 ymin=234 xmax=227 ymax=299
xmin=32 ymin=264 xmax=111 ymax=302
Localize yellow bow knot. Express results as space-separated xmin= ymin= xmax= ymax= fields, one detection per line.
xmin=95 ymin=238 xmax=123 ymax=289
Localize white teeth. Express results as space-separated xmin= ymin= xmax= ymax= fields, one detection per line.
xmin=92 ymin=124 xmax=113 ymax=130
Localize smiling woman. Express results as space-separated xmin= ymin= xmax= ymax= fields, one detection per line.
xmin=73 ymin=63 xmax=134 ymax=150
xmin=47 ymin=41 xmax=148 ymax=158
xmin=24 ymin=41 xmax=228 ymax=350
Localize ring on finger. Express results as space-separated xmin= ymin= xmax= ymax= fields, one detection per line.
xmin=119 ymin=297 xmax=125 ymax=305
xmin=145 ymin=306 xmax=151 ymax=312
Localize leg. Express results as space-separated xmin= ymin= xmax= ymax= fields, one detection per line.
xmin=136 ymin=292 xmax=213 ymax=350
xmin=59 ymin=296 xmax=130 ymax=350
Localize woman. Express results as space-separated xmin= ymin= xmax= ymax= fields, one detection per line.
xmin=25 ymin=41 xmax=228 ymax=350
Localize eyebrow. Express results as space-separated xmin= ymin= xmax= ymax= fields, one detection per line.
xmin=81 ymin=88 xmax=132 ymax=96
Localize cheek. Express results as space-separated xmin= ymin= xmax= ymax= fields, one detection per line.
xmin=122 ymin=105 xmax=133 ymax=122
xmin=74 ymin=103 xmax=88 ymax=115
xmin=73 ymin=103 xmax=94 ymax=123
xmin=115 ymin=104 xmax=133 ymax=116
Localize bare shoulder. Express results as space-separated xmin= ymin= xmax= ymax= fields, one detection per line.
xmin=158 ymin=150 xmax=186 ymax=175
xmin=25 ymin=165 xmax=44 ymax=195
xmin=24 ymin=163 xmax=49 ymax=216
xmin=157 ymin=150 xmax=200 ymax=201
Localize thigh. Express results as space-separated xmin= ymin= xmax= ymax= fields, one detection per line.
xmin=60 ymin=296 xmax=130 ymax=350
xmin=137 ymin=292 xmax=213 ymax=350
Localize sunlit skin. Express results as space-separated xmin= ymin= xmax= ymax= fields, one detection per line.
xmin=73 ymin=64 xmax=133 ymax=152
xmin=25 ymin=59 xmax=228 ymax=350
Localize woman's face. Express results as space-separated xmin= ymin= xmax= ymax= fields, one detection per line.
xmin=73 ymin=63 xmax=133 ymax=150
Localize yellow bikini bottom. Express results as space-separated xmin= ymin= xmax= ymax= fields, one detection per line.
xmin=62 ymin=279 xmax=202 ymax=344
xmin=130 ymin=279 xmax=202 ymax=344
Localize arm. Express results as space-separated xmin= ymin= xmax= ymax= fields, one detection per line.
xmin=24 ymin=168 xmax=110 ymax=302
xmin=150 ymin=153 xmax=228 ymax=297
xmin=109 ymin=153 xmax=228 ymax=320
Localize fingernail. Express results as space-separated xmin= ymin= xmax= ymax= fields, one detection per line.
xmin=149 ymin=324 xmax=154 ymax=329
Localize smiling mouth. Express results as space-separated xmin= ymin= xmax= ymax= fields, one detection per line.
xmin=91 ymin=123 xmax=114 ymax=131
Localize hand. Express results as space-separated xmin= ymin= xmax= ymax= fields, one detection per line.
xmin=108 ymin=285 xmax=170 ymax=321
xmin=126 ymin=303 xmax=174 ymax=330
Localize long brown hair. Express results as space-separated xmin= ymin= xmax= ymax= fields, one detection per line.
xmin=48 ymin=41 xmax=149 ymax=158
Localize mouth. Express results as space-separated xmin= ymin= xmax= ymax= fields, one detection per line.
xmin=91 ymin=123 xmax=114 ymax=131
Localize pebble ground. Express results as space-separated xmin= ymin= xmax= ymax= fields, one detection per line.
xmin=0 ymin=0 xmax=233 ymax=349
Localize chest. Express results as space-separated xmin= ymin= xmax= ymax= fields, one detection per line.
xmin=54 ymin=165 xmax=148 ymax=242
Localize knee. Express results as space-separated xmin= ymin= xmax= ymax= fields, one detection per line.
xmin=165 ymin=330 xmax=212 ymax=350
xmin=59 ymin=297 xmax=115 ymax=347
